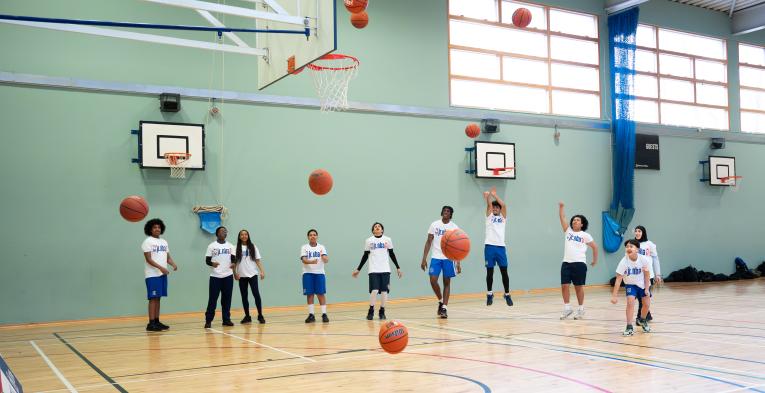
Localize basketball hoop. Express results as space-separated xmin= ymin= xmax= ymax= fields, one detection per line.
xmin=164 ymin=152 xmax=192 ymax=179
xmin=721 ymin=175 xmax=742 ymax=192
xmin=305 ymin=54 xmax=359 ymax=112
xmin=491 ymin=167 xmax=515 ymax=176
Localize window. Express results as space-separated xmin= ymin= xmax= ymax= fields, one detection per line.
xmin=633 ymin=25 xmax=729 ymax=130
xmin=739 ymin=43 xmax=765 ymax=133
xmin=448 ymin=0 xmax=601 ymax=118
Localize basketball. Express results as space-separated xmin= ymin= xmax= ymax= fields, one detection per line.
xmin=119 ymin=195 xmax=149 ymax=222
xmin=308 ymin=169 xmax=333 ymax=195
xmin=440 ymin=229 xmax=471 ymax=261
xmin=465 ymin=123 xmax=481 ymax=138
xmin=379 ymin=320 xmax=408 ymax=354
xmin=344 ymin=0 xmax=368 ymax=13
xmin=512 ymin=8 xmax=532 ymax=28
xmin=351 ymin=11 xmax=369 ymax=28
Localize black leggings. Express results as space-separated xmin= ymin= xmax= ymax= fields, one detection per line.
xmin=486 ymin=267 xmax=510 ymax=293
xmin=239 ymin=276 xmax=263 ymax=316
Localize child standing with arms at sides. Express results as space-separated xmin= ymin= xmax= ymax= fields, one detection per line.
xmin=611 ymin=239 xmax=652 ymax=336
xmin=234 ymin=229 xmax=266 ymax=324
xmin=301 ymin=229 xmax=330 ymax=323
xmin=204 ymin=226 xmax=236 ymax=329
xmin=352 ymin=222 xmax=403 ymax=320
xmin=483 ymin=188 xmax=513 ymax=307
xmin=421 ymin=206 xmax=461 ymax=319
xmin=634 ymin=225 xmax=661 ymax=321
xmin=558 ymin=202 xmax=598 ymax=320
xmin=142 ymin=218 xmax=177 ymax=332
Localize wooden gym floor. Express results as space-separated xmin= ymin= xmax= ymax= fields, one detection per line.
xmin=1 ymin=280 xmax=764 ymax=393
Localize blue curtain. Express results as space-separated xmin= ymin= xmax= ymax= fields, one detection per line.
xmin=604 ymin=7 xmax=639 ymax=252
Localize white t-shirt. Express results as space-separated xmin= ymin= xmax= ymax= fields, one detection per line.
xmin=562 ymin=228 xmax=593 ymax=263
xmin=236 ymin=245 xmax=262 ymax=278
xmin=615 ymin=254 xmax=651 ymax=288
xmin=364 ymin=235 xmax=393 ymax=273
xmin=428 ymin=220 xmax=459 ymax=260
xmin=301 ymin=243 xmax=328 ymax=274
xmin=485 ymin=213 xmax=506 ymax=246
xmin=141 ymin=237 xmax=168 ymax=278
xmin=206 ymin=241 xmax=235 ymax=278
xmin=638 ymin=240 xmax=661 ymax=277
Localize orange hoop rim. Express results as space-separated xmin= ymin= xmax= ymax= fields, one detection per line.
xmin=305 ymin=54 xmax=360 ymax=72
xmin=720 ymin=175 xmax=742 ymax=183
xmin=164 ymin=152 xmax=192 ymax=159
xmin=491 ymin=167 xmax=515 ymax=176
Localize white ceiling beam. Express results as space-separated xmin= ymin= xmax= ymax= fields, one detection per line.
xmin=605 ymin=0 xmax=652 ymax=15
xmin=0 ymin=19 xmax=266 ymax=56
xmin=732 ymin=2 xmax=765 ymax=35
xmin=140 ymin=0 xmax=304 ymax=25
xmin=196 ymin=10 xmax=249 ymax=47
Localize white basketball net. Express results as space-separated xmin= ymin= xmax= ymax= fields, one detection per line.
xmin=306 ymin=54 xmax=359 ymax=112
xmin=165 ymin=153 xmax=191 ymax=179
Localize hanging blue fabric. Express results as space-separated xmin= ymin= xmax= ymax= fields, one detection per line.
xmin=197 ymin=211 xmax=222 ymax=234
xmin=604 ymin=7 xmax=639 ymax=251
xmin=602 ymin=212 xmax=623 ymax=253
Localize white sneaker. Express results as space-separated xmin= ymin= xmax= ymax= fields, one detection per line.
xmin=573 ymin=309 xmax=585 ymax=320
xmin=560 ymin=309 xmax=573 ymax=319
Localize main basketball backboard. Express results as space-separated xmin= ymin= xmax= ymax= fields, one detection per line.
xmin=138 ymin=121 xmax=205 ymax=169
xmin=708 ymin=155 xmax=736 ymax=186
xmin=475 ymin=141 xmax=516 ymax=179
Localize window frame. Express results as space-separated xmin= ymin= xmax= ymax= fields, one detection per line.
xmin=738 ymin=42 xmax=765 ymax=133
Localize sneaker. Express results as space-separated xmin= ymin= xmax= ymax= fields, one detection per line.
xmin=439 ymin=307 xmax=448 ymax=319
xmin=257 ymin=315 xmax=266 ymax=324
xmin=646 ymin=312 xmax=653 ymax=322
xmin=437 ymin=302 xmax=443 ymax=316
xmin=240 ymin=315 xmax=252 ymax=324
xmin=155 ymin=320 xmax=170 ymax=330
xmin=146 ymin=322 xmax=163 ymax=332
xmin=203 ymin=322 xmax=212 ymax=329
xmin=222 ymin=320 xmax=234 ymax=327
xmin=379 ymin=307 xmax=386 ymax=320
xmin=487 ymin=294 xmax=494 ymax=306
xmin=366 ymin=306 xmax=374 ymax=321
xmin=504 ymin=294 xmax=514 ymax=307
xmin=322 ymin=313 xmax=330 ymax=323
xmin=560 ymin=309 xmax=573 ymax=320
xmin=623 ymin=324 xmax=634 ymax=336
xmin=637 ymin=318 xmax=651 ymax=333
xmin=573 ymin=309 xmax=585 ymax=320
xmin=305 ymin=314 xmax=316 ymax=323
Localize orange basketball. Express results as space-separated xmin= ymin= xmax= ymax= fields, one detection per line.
xmin=119 ymin=195 xmax=149 ymax=222
xmin=440 ymin=229 xmax=471 ymax=261
xmin=308 ymin=169 xmax=333 ymax=195
xmin=465 ymin=123 xmax=480 ymax=138
xmin=512 ymin=8 xmax=532 ymax=28
xmin=350 ymin=11 xmax=369 ymax=29
xmin=379 ymin=320 xmax=408 ymax=354
xmin=344 ymin=0 xmax=368 ymax=13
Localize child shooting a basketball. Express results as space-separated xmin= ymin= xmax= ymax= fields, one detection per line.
xmin=204 ymin=226 xmax=236 ymax=329
xmin=558 ymin=202 xmax=598 ymax=320
xmin=234 ymin=229 xmax=266 ymax=324
xmin=634 ymin=225 xmax=661 ymax=321
xmin=421 ymin=206 xmax=461 ymax=319
xmin=611 ymin=239 xmax=652 ymax=336
xmin=142 ymin=218 xmax=177 ymax=332
xmin=301 ymin=229 xmax=330 ymax=323
xmin=483 ymin=188 xmax=512 ymax=307
xmin=352 ymin=222 xmax=403 ymax=320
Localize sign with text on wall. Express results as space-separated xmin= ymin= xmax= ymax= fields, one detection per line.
xmin=635 ymin=134 xmax=660 ymax=170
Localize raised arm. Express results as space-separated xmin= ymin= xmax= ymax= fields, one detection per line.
xmin=491 ymin=188 xmax=507 ymax=218
xmin=421 ymin=234 xmax=434 ymax=271
xmin=484 ymin=191 xmax=491 ymax=216
xmin=558 ymin=202 xmax=569 ymax=232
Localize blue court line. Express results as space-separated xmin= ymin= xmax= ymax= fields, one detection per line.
xmin=53 ymin=332 xmax=127 ymax=393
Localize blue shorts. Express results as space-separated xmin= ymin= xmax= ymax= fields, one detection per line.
xmin=429 ymin=258 xmax=456 ymax=278
xmin=302 ymin=273 xmax=326 ymax=295
xmin=560 ymin=262 xmax=587 ymax=286
xmin=145 ymin=275 xmax=167 ymax=299
xmin=625 ymin=284 xmax=648 ymax=298
xmin=484 ymin=245 xmax=508 ymax=268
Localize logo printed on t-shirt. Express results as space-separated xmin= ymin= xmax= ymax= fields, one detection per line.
xmin=490 ymin=216 xmax=504 ymax=224
xmin=152 ymin=245 xmax=168 ymax=253
xmin=211 ymin=248 xmax=231 ymax=257
xmin=567 ymin=233 xmax=586 ymax=243
xmin=371 ymin=242 xmax=386 ymax=250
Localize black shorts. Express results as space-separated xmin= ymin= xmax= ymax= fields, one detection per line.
xmin=369 ymin=272 xmax=391 ymax=293
xmin=561 ymin=262 xmax=587 ymax=286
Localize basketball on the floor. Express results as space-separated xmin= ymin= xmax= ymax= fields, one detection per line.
xmin=344 ymin=0 xmax=368 ymax=13
xmin=308 ymin=169 xmax=333 ymax=195
xmin=119 ymin=195 xmax=149 ymax=222
xmin=379 ymin=320 xmax=408 ymax=354
xmin=512 ymin=8 xmax=532 ymax=28
xmin=351 ymin=11 xmax=369 ymax=28
xmin=441 ymin=229 xmax=471 ymax=261
xmin=465 ymin=123 xmax=480 ymax=138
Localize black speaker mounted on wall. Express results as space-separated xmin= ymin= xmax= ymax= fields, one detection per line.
xmin=159 ymin=93 xmax=181 ymax=112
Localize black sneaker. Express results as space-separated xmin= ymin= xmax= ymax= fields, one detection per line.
xmin=322 ymin=313 xmax=330 ymax=323
xmin=637 ymin=318 xmax=651 ymax=333
xmin=437 ymin=302 xmax=443 ymax=316
xmin=257 ymin=315 xmax=266 ymax=324
xmin=439 ymin=307 xmax=448 ymax=319
xmin=241 ymin=315 xmax=252 ymax=324
xmin=379 ymin=307 xmax=386 ymax=320
xmin=222 ymin=320 xmax=234 ymax=327
xmin=366 ymin=306 xmax=374 ymax=320
xmin=487 ymin=294 xmax=494 ymax=306
xmin=622 ymin=324 xmax=634 ymax=336
xmin=146 ymin=322 xmax=163 ymax=332
xmin=305 ymin=314 xmax=316 ymax=323
xmin=646 ymin=312 xmax=653 ymax=321
xmin=204 ymin=322 xmax=212 ymax=329
xmin=504 ymin=294 xmax=514 ymax=307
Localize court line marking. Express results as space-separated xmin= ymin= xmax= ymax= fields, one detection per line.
xmin=208 ymin=328 xmax=316 ymax=362
xmin=30 ymin=340 xmax=79 ymax=393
